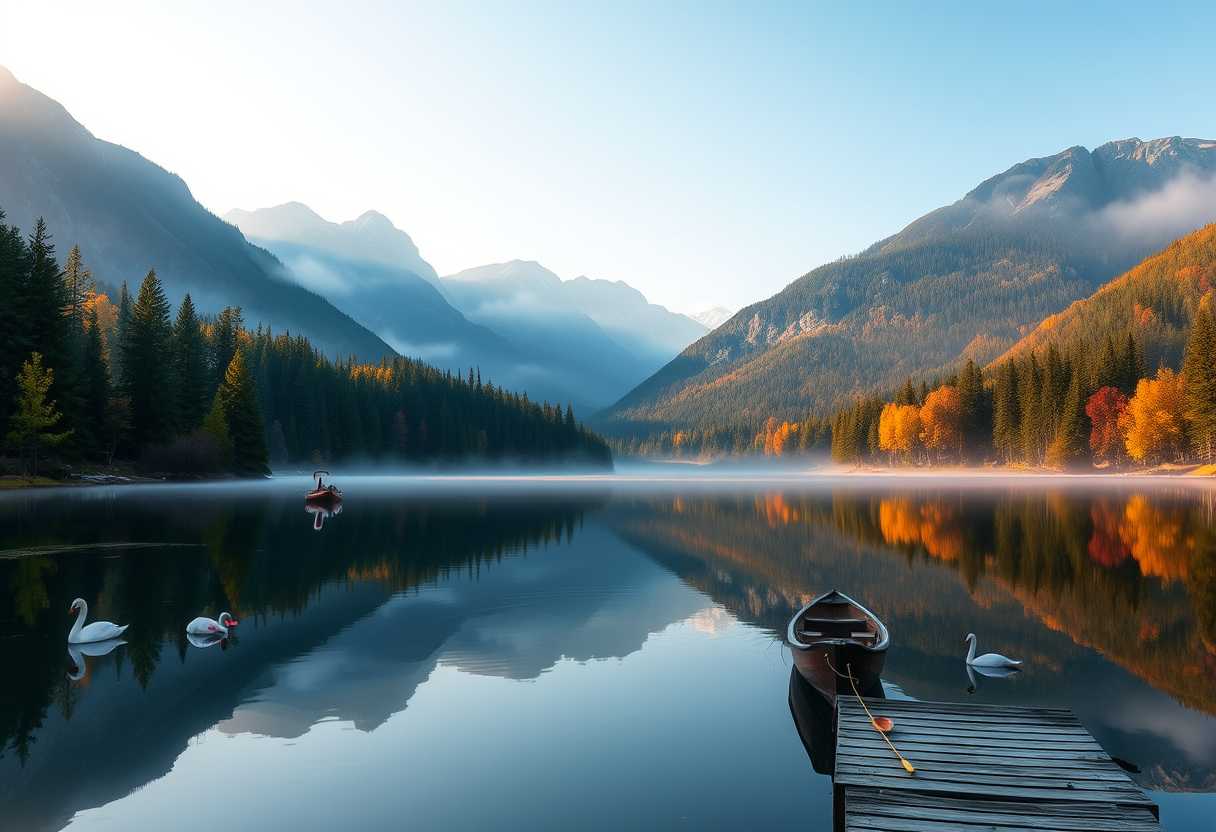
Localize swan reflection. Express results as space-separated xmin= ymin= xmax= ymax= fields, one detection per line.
xmin=66 ymin=637 xmax=126 ymax=682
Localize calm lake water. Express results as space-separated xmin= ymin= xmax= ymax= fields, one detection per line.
xmin=1 ymin=474 xmax=1214 ymax=830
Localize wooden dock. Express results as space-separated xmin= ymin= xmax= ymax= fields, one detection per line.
xmin=834 ymin=697 xmax=1160 ymax=831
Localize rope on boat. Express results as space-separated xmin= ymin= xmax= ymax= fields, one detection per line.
xmin=826 ymin=653 xmax=915 ymax=774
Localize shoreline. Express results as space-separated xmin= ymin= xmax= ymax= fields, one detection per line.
xmin=618 ymin=458 xmax=1216 ymax=478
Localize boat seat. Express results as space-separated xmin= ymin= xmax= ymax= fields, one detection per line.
xmin=800 ymin=630 xmax=876 ymax=640
xmin=803 ymin=617 xmax=867 ymax=627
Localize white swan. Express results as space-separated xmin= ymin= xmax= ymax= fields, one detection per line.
xmin=67 ymin=638 xmax=126 ymax=681
xmin=964 ymin=633 xmax=1021 ymax=668
xmin=186 ymin=612 xmax=238 ymax=637
xmin=68 ymin=598 xmax=128 ymax=644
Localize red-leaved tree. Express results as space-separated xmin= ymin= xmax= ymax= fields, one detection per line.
xmin=1085 ymin=386 xmax=1129 ymax=464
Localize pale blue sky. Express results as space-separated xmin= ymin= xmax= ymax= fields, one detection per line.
xmin=3 ymin=1 xmax=1215 ymax=312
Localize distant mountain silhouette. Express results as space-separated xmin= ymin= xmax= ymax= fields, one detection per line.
xmin=0 ymin=66 xmax=393 ymax=361
xmin=230 ymin=202 xmax=707 ymax=411
xmin=690 ymin=306 xmax=735 ymax=329
xmin=225 ymin=203 xmax=523 ymax=375
xmin=602 ymin=137 xmax=1216 ymax=432
xmin=443 ymin=260 xmax=706 ymax=407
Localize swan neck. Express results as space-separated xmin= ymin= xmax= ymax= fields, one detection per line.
xmin=966 ymin=636 xmax=976 ymax=663
xmin=70 ymin=601 xmax=87 ymax=640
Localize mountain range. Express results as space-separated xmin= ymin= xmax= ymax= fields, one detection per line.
xmin=0 ymin=65 xmax=705 ymax=414
xmin=7 ymin=62 xmax=1213 ymax=438
xmin=601 ymin=136 xmax=1216 ymax=433
xmin=227 ymin=207 xmax=706 ymax=410
xmin=0 ymin=66 xmax=393 ymax=362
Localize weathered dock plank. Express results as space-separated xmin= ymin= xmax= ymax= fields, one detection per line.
xmin=844 ymin=788 xmax=1161 ymax=832
xmin=835 ymin=697 xmax=1159 ymax=831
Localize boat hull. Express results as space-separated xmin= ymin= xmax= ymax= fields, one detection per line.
xmin=790 ymin=640 xmax=886 ymax=705
xmin=305 ymin=489 xmax=342 ymax=506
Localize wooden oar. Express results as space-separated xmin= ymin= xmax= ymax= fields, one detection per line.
xmin=846 ymin=662 xmax=915 ymax=774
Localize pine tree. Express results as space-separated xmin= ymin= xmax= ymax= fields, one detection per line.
xmin=1038 ymin=345 xmax=1065 ymax=451
xmin=992 ymin=361 xmax=1019 ymax=463
xmin=23 ymin=219 xmax=78 ymax=428
xmin=956 ymin=360 xmax=987 ymax=460
xmin=113 ymin=281 xmax=132 ymax=386
xmin=172 ymin=294 xmax=209 ymax=432
xmin=1094 ymin=336 xmax=1118 ymax=392
xmin=202 ymin=392 xmax=233 ymax=467
xmin=79 ymin=306 xmax=111 ymax=459
xmin=1118 ymin=334 xmax=1144 ymax=395
xmin=62 ymin=245 xmax=93 ymax=327
xmin=211 ymin=307 xmax=244 ymax=395
xmin=1046 ymin=371 xmax=1088 ymax=469
xmin=1018 ymin=356 xmax=1042 ymax=464
xmin=896 ymin=378 xmax=917 ymax=406
xmin=0 ymin=211 xmax=32 ymax=436
xmin=1183 ymin=303 xmax=1216 ymax=463
xmin=217 ymin=351 xmax=269 ymax=476
xmin=121 ymin=270 xmax=175 ymax=446
xmin=5 ymin=353 xmax=72 ymax=476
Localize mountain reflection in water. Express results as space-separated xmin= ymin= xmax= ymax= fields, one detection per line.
xmin=0 ymin=477 xmax=1213 ymax=831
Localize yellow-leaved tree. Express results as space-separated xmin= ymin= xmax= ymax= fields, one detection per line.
xmin=878 ymin=403 xmax=921 ymax=463
xmin=1121 ymin=368 xmax=1188 ymax=464
xmin=919 ymin=386 xmax=963 ymax=462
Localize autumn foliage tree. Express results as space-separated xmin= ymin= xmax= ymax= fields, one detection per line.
xmin=1122 ymin=368 xmax=1188 ymax=464
xmin=919 ymin=385 xmax=963 ymax=461
xmin=878 ymin=403 xmax=921 ymax=463
xmin=5 ymin=353 xmax=72 ymax=476
xmin=1085 ymin=386 xmax=1129 ymax=465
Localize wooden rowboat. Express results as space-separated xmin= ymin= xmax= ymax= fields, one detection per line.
xmin=787 ymin=589 xmax=889 ymax=705
xmin=305 ymin=470 xmax=342 ymax=506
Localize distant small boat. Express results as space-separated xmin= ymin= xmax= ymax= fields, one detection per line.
xmin=787 ymin=589 xmax=889 ymax=704
xmin=305 ymin=470 xmax=342 ymax=506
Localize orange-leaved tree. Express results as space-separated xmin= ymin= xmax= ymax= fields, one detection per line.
xmin=919 ymin=386 xmax=963 ymax=462
xmin=1122 ymin=368 xmax=1188 ymax=464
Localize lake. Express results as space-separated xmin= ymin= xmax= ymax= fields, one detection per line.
xmin=1 ymin=473 xmax=1214 ymax=830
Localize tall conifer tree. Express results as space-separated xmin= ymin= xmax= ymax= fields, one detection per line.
xmin=992 ymin=361 xmax=1019 ymax=463
xmin=217 ymin=351 xmax=269 ymax=476
xmin=172 ymin=294 xmax=209 ymax=432
xmin=1183 ymin=303 xmax=1216 ymax=462
xmin=122 ymin=270 xmax=175 ymax=446
xmin=113 ymin=281 xmax=132 ymax=386
xmin=79 ymin=306 xmax=111 ymax=459
xmin=1046 ymin=371 xmax=1088 ymax=468
xmin=0 ymin=211 xmax=32 ymax=435
xmin=1018 ymin=356 xmax=1042 ymax=464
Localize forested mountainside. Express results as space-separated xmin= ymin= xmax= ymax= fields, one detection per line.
xmin=0 ymin=66 xmax=392 ymax=362
xmin=601 ymin=137 xmax=1216 ymax=436
xmin=0 ymin=211 xmax=611 ymax=478
xmin=670 ymin=226 xmax=1216 ymax=470
xmin=999 ymin=223 xmax=1216 ymax=371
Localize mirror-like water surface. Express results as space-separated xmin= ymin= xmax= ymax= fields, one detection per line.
xmin=1 ymin=475 xmax=1214 ymax=830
